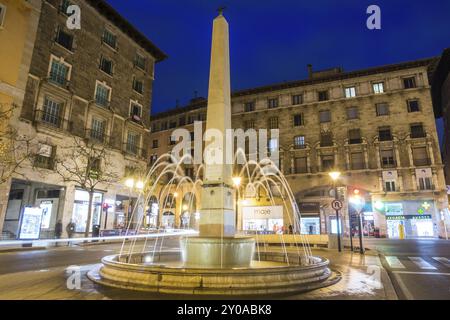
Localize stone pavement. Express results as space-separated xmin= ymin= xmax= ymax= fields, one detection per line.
xmin=0 ymin=247 xmax=397 ymax=300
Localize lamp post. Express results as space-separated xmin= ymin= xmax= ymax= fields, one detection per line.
xmin=329 ymin=171 xmax=342 ymax=252
xmin=349 ymin=192 xmax=365 ymax=254
xmin=124 ymin=178 xmax=144 ymax=230
xmin=232 ymin=176 xmax=242 ymax=231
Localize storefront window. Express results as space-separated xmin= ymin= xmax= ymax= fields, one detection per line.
xmin=72 ymin=190 xmax=103 ymax=232
xmin=300 ymin=217 xmax=320 ymax=234
xmin=242 ymin=206 xmax=283 ymax=233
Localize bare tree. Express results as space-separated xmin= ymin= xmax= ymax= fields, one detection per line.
xmin=0 ymin=103 xmax=36 ymax=184
xmin=54 ymin=136 xmax=120 ymax=238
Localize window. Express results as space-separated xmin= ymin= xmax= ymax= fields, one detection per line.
xmin=348 ymin=129 xmax=362 ymax=144
xmin=187 ymin=114 xmax=195 ymax=124
xmin=49 ymin=57 xmax=70 ymax=86
xmin=95 ymin=82 xmax=111 ymax=107
xmin=190 ymin=131 xmax=195 ymax=141
xmin=378 ymin=126 xmax=392 ymax=141
xmin=90 ymin=118 xmax=106 ymax=142
xmin=134 ymin=53 xmax=146 ymax=70
xmin=347 ymin=106 xmax=359 ymax=120
xmin=345 ymin=86 xmax=356 ymax=98
xmin=132 ymin=77 xmax=143 ymax=94
xmin=41 ymin=97 xmax=63 ymax=127
xmin=376 ymin=103 xmax=389 ymax=116
xmin=179 ymin=116 xmax=186 ymax=126
xmin=0 ymin=4 xmax=7 ymax=28
xmin=99 ymin=56 xmax=113 ymax=75
xmin=34 ymin=144 xmax=55 ymax=170
xmin=294 ymin=136 xmax=305 ymax=149
xmin=292 ymin=94 xmax=303 ymax=105
xmin=320 ymin=132 xmax=333 ymax=147
xmin=150 ymin=154 xmax=158 ymax=165
xmin=268 ymin=117 xmax=278 ymax=129
xmin=88 ymin=157 xmax=101 ymax=178
xmin=319 ymin=110 xmax=331 ymax=123
xmin=244 ymin=120 xmax=255 ymax=130
xmin=169 ymin=121 xmax=177 ymax=129
xmin=373 ymin=82 xmax=384 ymax=94
xmin=55 ymin=27 xmax=73 ymax=51
xmin=161 ymin=121 xmax=168 ymax=130
xmin=403 ymin=77 xmax=416 ymax=89
xmin=169 ymin=135 xmax=177 ymax=146
xmin=268 ymin=138 xmax=278 ymax=152
xmin=385 ymin=181 xmax=396 ymax=192
xmin=293 ymin=114 xmax=304 ymax=127
xmin=60 ymin=0 xmax=72 ymax=15
xmin=318 ymin=90 xmax=329 ymax=101
xmin=244 ymin=102 xmax=255 ymax=112
xmin=321 ymin=155 xmax=334 ymax=171
xmin=350 ymin=152 xmax=364 ymax=170
xmin=294 ymin=157 xmax=308 ymax=174
xmin=151 ymin=123 xmax=159 ymax=132
xmin=418 ymin=177 xmax=433 ymax=190
xmin=126 ymin=131 xmax=140 ymax=155
xmin=410 ymin=123 xmax=425 ymax=138
xmin=130 ymin=102 xmax=142 ymax=120
xmin=268 ymin=98 xmax=278 ymax=109
xmin=412 ymin=146 xmax=429 ymax=166
xmin=102 ymin=29 xmax=117 ymax=49
xmin=152 ymin=139 xmax=158 ymax=149
xmin=380 ymin=149 xmax=395 ymax=168
xmin=407 ymin=99 xmax=420 ymax=112
xmin=198 ymin=113 xmax=206 ymax=121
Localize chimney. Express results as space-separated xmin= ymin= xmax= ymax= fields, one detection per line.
xmin=307 ymin=64 xmax=313 ymax=79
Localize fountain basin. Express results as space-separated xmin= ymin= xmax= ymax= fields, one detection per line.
xmin=88 ymin=251 xmax=339 ymax=296
xmin=180 ymin=236 xmax=255 ymax=268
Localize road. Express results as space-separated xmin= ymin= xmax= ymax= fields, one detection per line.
xmin=0 ymin=238 xmax=180 ymax=275
xmin=365 ymin=238 xmax=450 ymax=300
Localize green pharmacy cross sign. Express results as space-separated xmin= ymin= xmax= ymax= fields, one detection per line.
xmin=418 ymin=201 xmax=432 ymax=215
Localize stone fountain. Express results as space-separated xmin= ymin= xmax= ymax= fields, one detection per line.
xmin=88 ymin=11 xmax=338 ymax=296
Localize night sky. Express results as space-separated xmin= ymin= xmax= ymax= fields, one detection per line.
xmin=105 ymin=0 xmax=449 ymax=142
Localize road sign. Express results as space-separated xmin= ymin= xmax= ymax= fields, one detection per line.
xmin=331 ymin=200 xmax=343 ymax=210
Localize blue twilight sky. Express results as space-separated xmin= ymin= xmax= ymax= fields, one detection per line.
xmin=105 ymin=0 xmax=449 ymax=141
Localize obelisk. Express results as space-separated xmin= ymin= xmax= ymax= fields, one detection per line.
xmin=199 ymin=10 xmax=235 ymax=237
xmin=181 ymin=11 xmax=255 ymax=268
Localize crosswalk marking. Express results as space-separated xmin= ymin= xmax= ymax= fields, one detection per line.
xmin=409 ymin=257 xmax=437 ymax=270
xmin=432 ymin=257 xmax=450 ymax=268
xmin=385 ymin=256 xmax=405 ymax=269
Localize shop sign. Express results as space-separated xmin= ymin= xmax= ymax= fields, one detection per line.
xmin=243 ymin=206 xmax=283 ymax=220
xmin=39 ymin=200 xmax=53 ymax=229
xmin=386 ymin=215 xmax=432 ymax=220
xmin=19 ymin=207 xmax=44 ymax=240
xmin=298 ymin=202 xmax=320 ymax=213
xmin=385 ymin=203 xmax=403 ymax=215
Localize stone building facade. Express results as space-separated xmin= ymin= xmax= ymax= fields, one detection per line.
xmin=149 ymin=58 xmax=450 ymax=239
xmin=0 ymin=0 xmax=166 ymax=239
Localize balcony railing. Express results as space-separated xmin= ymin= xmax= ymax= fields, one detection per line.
xmin=35 ymin=110 xmax=65 ymax=129
xmin=410 ymin=131 xmax=427 ymax=139
xmin=86 ymin=129 xmax=109 ymax=145
xmin=48 ymin=72 xmax=69 ymax=88
xmin=413 ymin=158 xmax=431 ymax=166
xmin=350 ymin=162 xmax=365 ymax=170
xmin=381 ymin=159 xmax=396 ymax=168
xmin=123 ymin=143 xmax=147 ymax=159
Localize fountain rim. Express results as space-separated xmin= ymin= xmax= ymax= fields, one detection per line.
xmin=102 ymin=252 xmax=330 ymax=275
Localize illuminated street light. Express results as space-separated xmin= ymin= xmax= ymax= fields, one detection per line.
xmin=173 ymin=192 xmax=179 ymax=198
xmin=136 ymin=180 xmax=144 ymax=190
xmin=329 ymin=171 xmax=341 ymax=181
xmin=182 ymin=204 xmax=189 ymax=211
xmin=232 ymin=176 xmax=242 ymax=187
xmin=125 ymin=178 xmax=135 ymax=188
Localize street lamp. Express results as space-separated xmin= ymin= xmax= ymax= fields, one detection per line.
xmin=328 ymin=171 xmax=342 ymax=252
xmin=232 ymin=176 xmax=242 ymax=230
xmin=349 ymin=193 xmax=365 ymax=254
